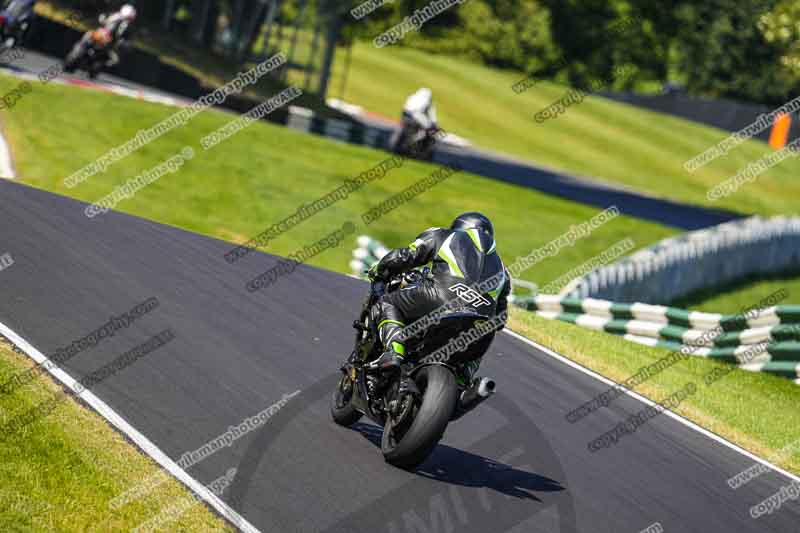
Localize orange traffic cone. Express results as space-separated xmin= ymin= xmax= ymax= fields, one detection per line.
xmin=769 ymin=113 xmax=792 ymax=150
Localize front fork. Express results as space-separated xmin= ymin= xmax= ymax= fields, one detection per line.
xmin=350 ymin=313 xmax=373 ymax=362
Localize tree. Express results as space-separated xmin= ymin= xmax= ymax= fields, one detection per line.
xmin=759 ymin=0 xmax=800 ymax=79
xmin=670 ymin=0 xmax=793 ymax=105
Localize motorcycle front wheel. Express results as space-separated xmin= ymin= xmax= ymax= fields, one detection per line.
xmin=389 ymin=128 xmax=408 ymax=155
xmin=381 ymin=365 xmax=457 ymax=470
xmin=331 ymin=372 xmax=362 ymax=427
xmin=63 ymin=49 xmax=81 ymax=73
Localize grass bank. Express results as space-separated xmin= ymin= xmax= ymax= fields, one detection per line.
xmin=508 ymin=310 xmax=800 ymax=476
xmin=670 ymin=271 xmax=800 ymax=313
xmin=0 ymin=340 xmax=234 ymax=532
xmin=0 ymin=72 xmax=675 ymax=289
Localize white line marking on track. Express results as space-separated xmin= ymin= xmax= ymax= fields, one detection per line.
xmin=502 ymin=328 xmax=800 ymax=485
xmin=0 ymin=320 xmax=261 ymax=533
xmin=0 ymin=124 xmax=16 ymax=179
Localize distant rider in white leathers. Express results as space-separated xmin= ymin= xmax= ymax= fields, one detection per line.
xmin=402 ymin=87 xmax=438 ymax=130
xmin=394 ymin=88 xmax=440 ymax=159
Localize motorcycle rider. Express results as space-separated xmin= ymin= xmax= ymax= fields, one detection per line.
xmin=96 ymin=3 xmax=136 ymax=66
xmin=393 ymin=87 xmax=441 ymax=158
xmin=403 ymin=87 xmax=438 ymax=131
xmin=367 ymin=212 xmax=510 ymax=390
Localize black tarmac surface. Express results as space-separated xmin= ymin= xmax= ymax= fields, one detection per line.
xmin=0 ymin=180 xmax=795 ymax=532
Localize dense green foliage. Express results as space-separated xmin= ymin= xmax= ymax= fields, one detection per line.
xmin=52 ymin=0 xmax=800 ymax=105
xmin=759 ymin=0 xmax=800 ymax=79
xmin=350 ymin=0 xmax=799 ymax=106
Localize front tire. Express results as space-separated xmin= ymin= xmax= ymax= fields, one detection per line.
xmin=390 ymin=127 xmax=408 ymax=155
xmin=64 ymin=49 xmax=80 ymax=73
xmin=382 ymin=365 xmax=457 ymax=470
xmin=331 ymin=374 xmax=362 ymax=427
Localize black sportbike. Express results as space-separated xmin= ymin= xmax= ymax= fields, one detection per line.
xmin=390 ymin=120 xmax=440 ymax=161
xmin=331 ymin=271 xmax=496 ymax=469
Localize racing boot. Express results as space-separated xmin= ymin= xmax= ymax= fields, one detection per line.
xmin=373 ymin=347 xmax=404 ymax=371
xmin=371 ymin=317 xmax=406 ymax=371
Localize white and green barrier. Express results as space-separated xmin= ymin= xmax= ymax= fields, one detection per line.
xmin=562 ymin=216 xmax=800 ymax=303
xmin=512 ymin=294 xmax=800 ymax=384
xmin=350 ymin=235 xmax=390 ymax=277
xmin=351 ymin=236 xmax=800 ymax=384
xmin=287 ymin=106 xmax=393 ymax=149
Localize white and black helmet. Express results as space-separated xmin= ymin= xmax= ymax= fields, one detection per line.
xmin=120 ymin=4 xmax=137 ymax=21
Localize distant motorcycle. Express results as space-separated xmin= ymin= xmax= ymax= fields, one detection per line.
xmin=390 ymin=118 xmax=441 ymax=161
xmin=0 ymin=0 xmax=35 ymax=53
xmin=331 ymin=271 xmax=496 ymax=469
xmin=63 ymin=27 xmax=113 ymax=79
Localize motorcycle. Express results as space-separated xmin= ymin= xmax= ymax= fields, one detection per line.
xmin=0 ymin=0 xmax=35 ymax=53
xmin=390 ymin=116 xmax=441 ymax=161
xmin=63 ymin=27 xmax=113 ymax=79
xmin=331 ymin=271 xmax=496 ymax=470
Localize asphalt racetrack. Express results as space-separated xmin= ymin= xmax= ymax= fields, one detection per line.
xmin=2 ymin=48 xmax=193 ymax=105
xmin=0 ymin=180 xmax=796 ymax=532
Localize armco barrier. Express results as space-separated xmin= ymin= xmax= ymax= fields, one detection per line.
xmin=350 ymin=235 xmax=800 ymax=384
xmin=600 ymin=90 xmax=800 ymax=145
xmin=512 ymin=294 xmax=800 ymax=385
xmin=349 ymin=235 xmax=389 ymax=277
xmin=288 ymin=107 xmax=393 ymax=149
xmin=562 ymin=216 xmax=800 ymax=304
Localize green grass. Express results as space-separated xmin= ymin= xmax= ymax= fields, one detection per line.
xmin=670 ymin=271 xmax=800 ymax=314
xmin=36 ymin=2 xmax=800 ymax=217
xmin=0 ymin=73 xmax=675 ymax=289
xmin=329 ymin=41 xmax=800 ymax=217
xmin=0 ymin=341 xmax=234 ymax=532
xmin=508 ymin=310 xmax=800 ymax=476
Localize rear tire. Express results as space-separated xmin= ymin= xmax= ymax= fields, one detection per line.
xmin=382 ymin=365 xmax=457 ymax=470
xmin=331 ymin=374 xmax=362 ymax=427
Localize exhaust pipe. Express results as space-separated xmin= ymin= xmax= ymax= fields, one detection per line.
xmin=477 ymin=378 xmax=496 ymax=397
xmin=452 ymin=377 xmax=495 ymax=421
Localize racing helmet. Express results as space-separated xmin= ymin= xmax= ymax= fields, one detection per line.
xmin=451 ymin=212 xmax=494 ymax=239
xmin=120 ymin=4 xmax=137 ymax=21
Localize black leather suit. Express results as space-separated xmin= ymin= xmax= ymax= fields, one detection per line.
xmin=370 ymin=226 xmax=511 ymax=375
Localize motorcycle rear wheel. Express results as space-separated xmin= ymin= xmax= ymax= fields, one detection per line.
xmin=381 ymin=365 xmax=457 ymax=470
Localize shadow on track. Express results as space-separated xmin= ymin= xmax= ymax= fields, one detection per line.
xmin=352 ymin=421 xmax=565 ymax=502
xmin=229 ymin=373 xmax=577 ymax=532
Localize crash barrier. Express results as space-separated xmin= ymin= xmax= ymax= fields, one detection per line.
xmin=561 ymin=216 xmax=800 ymax=304
xmin=352 ymin=236 xmax=800 ymax=384
xmin=349 ymin=235 xmax=390 ymax=277
xmin=511 ymin=294 xmax=800 ymax=385
xmin=287 ymin=106 xmax=393 ymax=149
xmin=600 ymin=90 xmax=800 ymax=145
